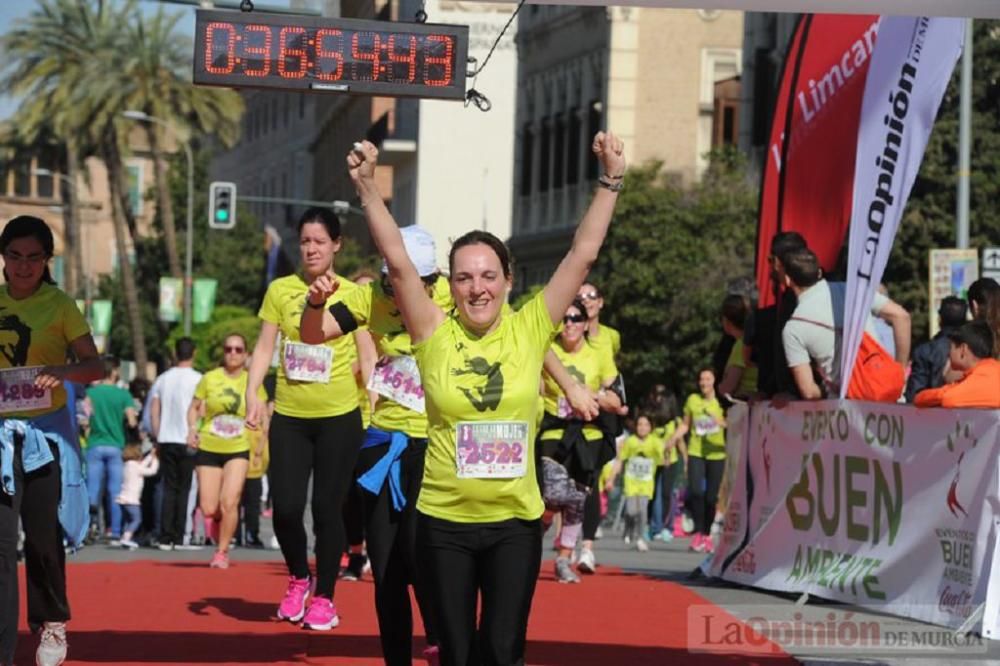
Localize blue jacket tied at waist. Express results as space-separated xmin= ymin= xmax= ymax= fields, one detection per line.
xmin=358 ymin=427 xmax=409 ymax=511
xmin=0 ymin=404 xmax=89 ymax=548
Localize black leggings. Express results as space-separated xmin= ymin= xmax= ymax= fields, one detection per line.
xmin=582 ymin=487 xmax=601 ymax=541
xmin=418 ymin=512 xmax=541 ymax=666
xmin=359 ymin=438 xmax=437 ymax=664
xmin=0 ymin=439 xmax=68 ymax=665
xmin=269 ymin=409 xmax=363 ymax=599
xmin=688 ymin=456 xmax=725 ymax=536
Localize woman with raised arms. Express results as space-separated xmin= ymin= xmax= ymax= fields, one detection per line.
xmin=342 ymin=132 xmax=624 ymax=665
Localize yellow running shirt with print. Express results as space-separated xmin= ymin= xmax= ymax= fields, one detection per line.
xmin=194 ymin=367 xmax=266 ymax=454
xmin=655 ymin=418 xmax=682 ymax=465
xmin=258 ymin=274 xmax=359 ymax=418
xmin=341 ymin=275 xmax=452 ymax=439
xmin=0 ymin=283 xmax=91 ymax=418
xmin=540 ymin=341 xmax=618 ymax=442
xmin=413 ymin=291 xmax=555 ymax=523
xmin=684 ymin=393 xmax=726 ymax=460
xmin=619 ymin=433 xmax=665 ymax=499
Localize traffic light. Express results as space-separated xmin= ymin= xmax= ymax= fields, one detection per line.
xmin=208 ymin=181 xmax=237 ymax=229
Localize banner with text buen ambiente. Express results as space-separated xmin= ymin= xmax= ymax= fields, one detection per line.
xmin=710 ymin=401 xmax=1000 ymax=630
xmin=839 ymin=17 xmax=964 ymax=396
xmin=756 ymin=14 xmax=878 ymax=308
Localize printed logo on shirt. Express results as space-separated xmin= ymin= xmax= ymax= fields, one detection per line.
xmin=221 ymin=387 xmax=241 ymax=414
xmin=566 ymin=364 xmax=585 ymax=384
xmin=0 ymin=310 xmax=31 ymax=366
xmin=452 ymin=356 xmax=504 ymax=412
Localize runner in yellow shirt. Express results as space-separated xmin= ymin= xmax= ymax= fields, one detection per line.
xmin=244 ymin=208 xmax=370 ymax=631
xmin=666 ymin=368 xmax=727 ymax=554
xmin=343 ymin=130 xmax=625 ymax=665
xmin=604 ymin=415 xmax=664 ymax=552
xmin=187 ymin=334 xmax=267 ymax=570
xmin=537 ymin=297 xmax=623 ymax=583
xmin=301 ymin=226 xmax=452 ymax=664
xmin=0 ymin=216 xmax=103 ymax=666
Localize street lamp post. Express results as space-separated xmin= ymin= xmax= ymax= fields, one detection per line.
xmin=33 ymin=168 xmax=90 ymax=300
xmin=123 ymin=110 xmax=194 ymax=335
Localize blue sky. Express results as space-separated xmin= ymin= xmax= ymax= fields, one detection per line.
xmin=0 ymin=0 xmax=309 ymax=120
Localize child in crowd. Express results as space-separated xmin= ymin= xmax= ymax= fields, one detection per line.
xmin=117 ymin=444 xmax=159 ymax=549
xmin=605 ymin=414 xmax=663 ymax=552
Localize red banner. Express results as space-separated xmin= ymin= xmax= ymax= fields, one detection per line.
xmin=755 ymin=14 xmax=880 ymax=307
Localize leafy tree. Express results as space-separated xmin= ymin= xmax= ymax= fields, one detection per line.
xmin=887 ymin=20 xmax=1000 ymax=340
xmin=164 ymin=305 xmax=260 ymax=370
xmin=591 ymin=148 xmax=757 ymax=401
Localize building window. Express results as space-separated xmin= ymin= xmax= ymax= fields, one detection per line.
xmin=272 ymin=98 xmax=279 ymax=131
xmin=126 ymin=163 xmax=143 ymax=216
xmin=713 ymin=77 xmax=741 ymax=147
xmin=244 ymin=113 xmax=252 ymax=142
xmin=520 ymin=123 xmax=533 ymax=196
xmin=262 ymin=104 xmax=269 ymax=135
xmin=539 ymin=118 xmax=551 ymax=193
xmin=13 ymin=162 xmax=30 ymax=197
xmin=299 ymin=94 xmax=306 ymax=119
xmin=284 ymin=97 xmax=290 ymax=127
xmin=567 ymin=108 xmax=580 ymax=185
xmin=586 ymin=100 xmax=602 ymax=180
xmin=553 ymin=113 xmax=565 ymax=189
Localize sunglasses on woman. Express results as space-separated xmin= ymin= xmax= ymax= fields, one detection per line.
xmin=223 ymin=346 xmax=246 ymax=353
xmin=563 ymin=313 xmax=588 ymax=324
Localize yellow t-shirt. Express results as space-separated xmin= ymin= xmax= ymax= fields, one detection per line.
xmin=684 ymin=393 xmax=726 ymax=460
xmin=193 ymin=368 xmax=266 ymax=454
xmin=540 ymin=340 xmax=618 ymax=442
xmin=654 ymin=418 xmax=682 ymax=465
xmin=619 ymin=433 xmax=664 ymax=499
xmin=726 ymin=339 xmax=758 ymax=398
xmin=0 ymin=283 xmax=91 ymax=418
xmin=258 ymin=274 xmax=360 ymax=419
xmin=595 ymin=323 xmax=621 ymax=359
xmin=247 ymin=427 xmax=269 ymax=479
xmin=413 ymin=291 xmax=556 ymax=523
xmin=341 ymin=276 xmax=453 ymax=438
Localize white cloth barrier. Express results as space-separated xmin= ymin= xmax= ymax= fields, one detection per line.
xmin=709 ymin=401 xmax=1000 ymax=632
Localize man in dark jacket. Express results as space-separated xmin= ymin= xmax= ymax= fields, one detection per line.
xmin=905 ymin=296 xmax=968 ymax=402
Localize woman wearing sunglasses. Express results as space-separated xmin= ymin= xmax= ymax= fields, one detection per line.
xmin=537 ymin=297 xmax=624 ymax=584
xmin=187 ymin=333 xmax=266 ymax=569
xmin=342 ymin=131 xmax=624 ymax=665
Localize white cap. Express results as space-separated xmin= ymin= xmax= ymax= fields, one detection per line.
xmin=383 ymin=225 xmax=438 ymax=277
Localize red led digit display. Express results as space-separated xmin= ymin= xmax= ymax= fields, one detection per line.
xmin=194 ymin=9 xmax=468 ymax=101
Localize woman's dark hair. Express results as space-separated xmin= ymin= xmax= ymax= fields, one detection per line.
xmin=721 ymin=293 xmax=749 ymax=329
xmin=967 ymin=278 xmax=1000 ymax=357
xmin=0 ymin=215 xmax=56 ymax=285
xmin=448 ymin=230 xmax=511 ymax=279
xmin=298 ymin=207 xmax=342 ymax=240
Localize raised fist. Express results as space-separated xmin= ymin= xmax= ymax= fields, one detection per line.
xmin=592 ymin=131 xmax=626 ymax=178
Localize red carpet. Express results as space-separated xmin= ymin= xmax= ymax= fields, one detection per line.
xmin=15 ymin=560 xmax=796 ymax=665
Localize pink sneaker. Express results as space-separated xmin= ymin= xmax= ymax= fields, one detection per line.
xmin=422 ymin=645 xmax=440 ymax=666
xmin=209 ymin=551 xmax=229 ymax=569
xmin=704 ymin=535 xmax=715 ymax=554
xmin=276 ymin=576 xmax=311 ymax=622
xmin=302 ymin=596 xmax=340 ymax=631
xmin=689 ymin=534 xmax=706 ymax=553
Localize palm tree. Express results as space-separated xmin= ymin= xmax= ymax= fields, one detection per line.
xmin=1 ymin=0 xmax=150 ymax=376
xmin=119 ymin=7 xmax=244 ymax=280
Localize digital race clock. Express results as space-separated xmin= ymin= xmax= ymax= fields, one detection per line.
xmin=193 ymin=10 xmax=469 ymax=100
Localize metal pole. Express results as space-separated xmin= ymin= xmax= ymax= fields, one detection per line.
xmin=957 ymin=18 xmax=973 ymax=249
xmin=184 ymin=141 xmax=194 ymax=335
